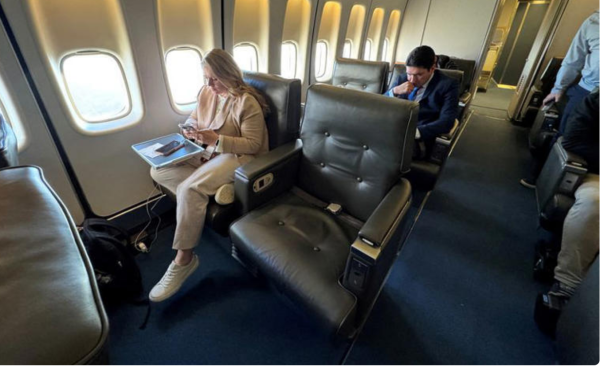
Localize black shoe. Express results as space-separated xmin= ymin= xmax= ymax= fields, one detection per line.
xmin=520 ymin=178 xmax=536 ymax=189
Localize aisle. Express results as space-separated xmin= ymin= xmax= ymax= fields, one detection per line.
xmin=345 ymin=111 xmax=555 ymax=364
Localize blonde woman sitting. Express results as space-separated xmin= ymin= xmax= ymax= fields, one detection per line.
xmin=149 ymin=49 xmax=269 ymax=302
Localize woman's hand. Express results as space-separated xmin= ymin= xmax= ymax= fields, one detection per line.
xmin=195 ymin=129 xmax=219 ymax=146
xmin=182 ymin=128 xmax=197 ymax=141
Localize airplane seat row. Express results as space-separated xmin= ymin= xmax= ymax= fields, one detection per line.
xmin=330 ymin=57 xmax=475 ymax=191
xmin=156 ymin=72 xmax=302 ymax=236
xmin=229 ymin=84 xmax=419 ymax=338
xmin=332 ymin=58 xmax=390 ymax=94
xmin=0 ymin=117 xmax=109 ymax=364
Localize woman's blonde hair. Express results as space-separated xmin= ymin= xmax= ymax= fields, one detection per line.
xmin=202 ymin=49 xmax=269 ymax=116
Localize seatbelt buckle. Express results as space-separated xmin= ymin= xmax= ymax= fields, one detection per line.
xmin=325 ymin=203 xmax=342 ymax=215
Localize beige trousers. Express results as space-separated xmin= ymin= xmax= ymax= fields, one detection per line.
xmin=150 ymin=154 xmax=241 ymax=250
xmin=554 ymin=174 xmax=600 ymax=289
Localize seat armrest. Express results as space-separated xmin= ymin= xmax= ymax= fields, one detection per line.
xmin=343 ymin=179 xmax=412 ymax=297
xmin=234 ymin=139 xmax=302 ymax=213
xmin=355 ymin=179 xmax=412 ymax=259
xmin=459 ymin=91 xmax=472 ymax=106
xmin=536 ymin=138 xmax=588 ymax=227
xmin=429 ymin=119 xmax=460 ymax=165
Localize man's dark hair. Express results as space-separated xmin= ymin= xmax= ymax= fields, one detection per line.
xmin=406 ymin=46 xmax=436 ymax=69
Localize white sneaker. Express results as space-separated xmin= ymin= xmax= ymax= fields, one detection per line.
xmin=215 ymin=183 xmax=235 ymax=205
xmin=149 ymin=254 xmax=199 ymax=302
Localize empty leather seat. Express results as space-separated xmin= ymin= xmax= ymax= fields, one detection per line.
xmin=158 ymin=72 xmax=302 ymax=235
xmin=332 ymin=58 xmax=390 ymax=94
xmin=0 ymin=166 xmax=109 ymax=364
xmin=229 ymin=84 xmax=418 ymax=337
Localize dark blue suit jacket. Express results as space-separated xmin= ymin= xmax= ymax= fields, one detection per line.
xmin=385 ymin=70 xmax=459 ymax=143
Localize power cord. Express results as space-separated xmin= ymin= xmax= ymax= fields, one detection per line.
xmin=133 ymin=185 xmax=165 ymax=253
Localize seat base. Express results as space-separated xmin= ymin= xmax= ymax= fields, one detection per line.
xmin=230 ymin=191 xmax=358 ymax=336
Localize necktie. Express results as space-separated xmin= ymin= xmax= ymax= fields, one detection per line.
xmin=408 ymin=87 xmax=420 ymax=101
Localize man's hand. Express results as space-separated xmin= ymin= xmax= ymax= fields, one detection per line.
xmin=543 ymin=92 xmax=563 ymax=105
xmin=393 ymin=81 xmax=414 ymax=96
xmin=195 ymin=129 xmax=219 ymax=146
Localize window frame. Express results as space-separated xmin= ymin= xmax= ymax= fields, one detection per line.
xmin=381 ymin=38 xmax=389 ymax=62
xmin=233 ymin=42 xmax=260 ymax=72
xmin=363 ymin=39 xmax=373 ymax=61
xmin=342 ymin=39 xmax=352 ymax=59
xmin=164 ymin=46 xmax=204 ymax=111
xmin=60 ymin=50 xmax=133 ymax=124
xmin=281 ymin=40 xmax=298 ymax=79
xmin=315 ymin=40 xmax=328 ymax=80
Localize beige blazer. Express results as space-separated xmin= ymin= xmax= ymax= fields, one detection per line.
xmin=189 ymin=86 xmax=268 ymax=164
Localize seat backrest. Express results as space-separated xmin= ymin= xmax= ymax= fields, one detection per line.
xmin=243 ymin=72 xmax=302 ymax=150
xmin=388 ymin=63 xmax=406 ymax=91
xmin=332 ymin=58 xmax=390 ymax=94
xmin=439 ymin=69 xmax=464 ymax=94
xmin=450 ymin=57 xmax=476 ymax=95
xmin=0 ymin=114 xmax=18 ymax=168
xmin=299 ymin=84 xmax=418 ymax=222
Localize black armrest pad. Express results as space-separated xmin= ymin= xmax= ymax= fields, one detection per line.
xmin=357 ymin=179 xmax=412 ymax=251
xmin=459 ymin=92 xmax=471 ymax=105
xmin=234 ymin=140 xmax=302 ymax=213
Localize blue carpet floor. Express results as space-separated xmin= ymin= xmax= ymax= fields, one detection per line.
xmin=106 ymin=226 xmax=351 ymax=364
xmin=344 ymin=112 xmax=556 ymax=364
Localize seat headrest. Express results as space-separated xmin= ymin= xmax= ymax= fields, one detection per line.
xmin=332 ymin=58 xmax=390 ymax=94
xmin=298 ymin=84 xmax=418 ymax=221
xmin=0 ymin=115 xmax=18 ymax=168
xmin=449 ymin=58 xmax=476 ymax=93
xmin=243 ymin=72 xmax=302 ymax=150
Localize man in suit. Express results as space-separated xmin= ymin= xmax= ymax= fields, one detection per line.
xmin=385 ymin=45 xmax=459 ymax=157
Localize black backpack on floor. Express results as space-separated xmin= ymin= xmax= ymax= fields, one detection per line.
xmin=81 ymin=218 xmax=144 ymax=303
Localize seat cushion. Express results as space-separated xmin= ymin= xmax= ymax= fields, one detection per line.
xmin=0 ymin=166 xmax=108 ymax=364
xmin=230 ymin=192 xmax=358 ymax=335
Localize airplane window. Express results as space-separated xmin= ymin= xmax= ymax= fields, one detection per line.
xmin=234 ymin=43 xmax=259 ymax=72
xmin=281 ymin=42 xmax=297 ymax=79
xmin=381 ymin=38 xmax=389 ymax=62
xmin=62 ymin=53 xmax=131 ymax=122
xmin=363 ymin=39 xmax=372 ymax=61
xmin=343 ymin=40 xmax=352 ymax=58
xmin=165 ymin=48 xmax=204 ymax=105
xmin=315 ymin=41 xmax=328 ymax=79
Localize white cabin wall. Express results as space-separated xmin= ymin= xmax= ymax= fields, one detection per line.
xmin=396 ymin=0 xmax=498 ymax=62
xmin=0 ymin=24 xmax=85 ymax=223
xmin=395 ymin=0 xmax=430 ymax=62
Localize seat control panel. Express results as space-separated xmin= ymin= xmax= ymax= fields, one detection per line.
xmin=347 ymin=258 xmax=370 ymax=292
xmin=253 ymin=173 xmax=274 ymax=193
